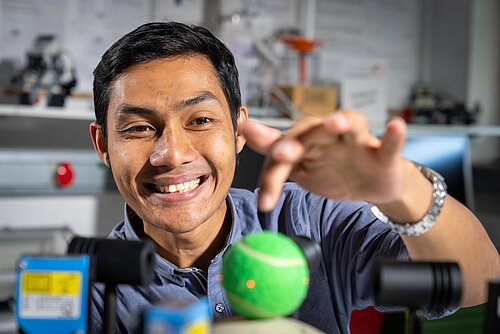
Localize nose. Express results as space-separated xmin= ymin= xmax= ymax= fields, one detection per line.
xmin=149 ymin=128 xmax=196 ymax=168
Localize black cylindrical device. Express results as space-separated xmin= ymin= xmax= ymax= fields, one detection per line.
xmin=484 ymin=280 xmax=500 ymax=334
xmin=67 ymin=237 xmax=156 ymax=285
xmin=374 ymin=260 xmax=462 ymax=309
xmin=292 ymin=235 xmax=322 ymax=272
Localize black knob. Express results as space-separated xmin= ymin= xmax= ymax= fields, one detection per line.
xmin=292 ymin=236 xmax=322 ymax=272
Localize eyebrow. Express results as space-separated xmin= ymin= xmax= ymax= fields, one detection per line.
xmin=173 ymin=91 xmax=221 ymax=111
xmin=114 ymin=91 xmax=222 ymax=117
xmin=115 ymin=105 xmax=155 ymax=116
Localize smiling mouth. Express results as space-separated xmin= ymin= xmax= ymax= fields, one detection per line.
xmin=148 ymin=176 xmax=206 ymax=194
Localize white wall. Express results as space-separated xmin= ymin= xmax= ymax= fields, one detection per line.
xmin=313 ymin=0 xmax=422 ymax=108
xmin=466 ymin=0 xmax=500 ymax=163
xmin=428 ymin=0 xmax=471 ymax=101
xmin=423 ymin=0 xmax=500 ymax=164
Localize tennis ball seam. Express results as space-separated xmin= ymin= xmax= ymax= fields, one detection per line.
xmin=226 ymin=291 xmax=280 ymax=318
xmin=238 ymin=241 xmax=306 ymax=267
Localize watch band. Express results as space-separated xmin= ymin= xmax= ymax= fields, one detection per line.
xmin=371 ymin=163 xmax=447 ymax=237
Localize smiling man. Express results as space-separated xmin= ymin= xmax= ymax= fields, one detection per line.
xmin=92 ymin=55 xmax=243 ymax=270
xmin=89 ymin=22 xmax=500 ymax=333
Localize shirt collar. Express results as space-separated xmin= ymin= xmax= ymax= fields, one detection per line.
xmin=120 ymin=192 xmax=244 ymax=269
xmin=122 ymin=204 xmax=142 ymax=241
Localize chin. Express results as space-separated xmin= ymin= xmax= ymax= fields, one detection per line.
xmin=146 ymin=217 xmax=204 ymax=234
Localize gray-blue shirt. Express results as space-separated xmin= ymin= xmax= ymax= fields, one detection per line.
xmin=90 ymin=183 xmax=446 ymax=333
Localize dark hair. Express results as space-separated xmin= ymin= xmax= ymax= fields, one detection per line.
xmin=93 ymin=21 xmax=241 ymax=138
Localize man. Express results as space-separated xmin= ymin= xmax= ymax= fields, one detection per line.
xmin=89 ymin=21 xmax=499 ymax=333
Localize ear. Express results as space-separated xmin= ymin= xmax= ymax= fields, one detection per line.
xmin=89 ymin=122 xmax=110 ymax=167
xmin=235 ymin=106 xmax=249 ymax=154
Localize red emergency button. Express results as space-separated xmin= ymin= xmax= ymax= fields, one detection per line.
xmin=55 ymin=161 xmax=74 ymax=188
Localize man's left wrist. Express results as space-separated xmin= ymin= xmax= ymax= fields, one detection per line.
xmin=372 ymin=163 xmax=447 ymax=237
xmin=375 ymin=160 xmax=433 ymax=223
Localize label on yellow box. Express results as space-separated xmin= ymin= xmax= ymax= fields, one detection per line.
xmin=19 ymin=271 xmax=81 ymax=318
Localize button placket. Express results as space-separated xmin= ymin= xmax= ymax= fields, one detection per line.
xmin=214 ymin=303 xmax=225 ymax=314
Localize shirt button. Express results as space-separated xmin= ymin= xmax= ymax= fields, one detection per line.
xmin=214 ymin=303 xmax=225 ymax=314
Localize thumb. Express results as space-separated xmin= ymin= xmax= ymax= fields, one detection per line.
xmin=379 ymin=117 xmax=407 ymax=162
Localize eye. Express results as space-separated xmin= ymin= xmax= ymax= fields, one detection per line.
xmin=190 ymin=117 xmax=211 ymax=126
xmin=130 ymin=125 xmax=155 ymax=132
xmin=120 ymin=124 xmax=156 ymax=138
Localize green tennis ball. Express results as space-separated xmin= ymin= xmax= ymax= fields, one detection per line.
xmin=221 ymin=231 xmax=310 ymax=319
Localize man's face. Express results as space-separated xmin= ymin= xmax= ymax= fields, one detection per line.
xmin=93 ymin=55 xmax=246 ymax=234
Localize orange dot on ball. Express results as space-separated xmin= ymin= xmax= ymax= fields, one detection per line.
xmin=246 ymin=279 xmax=256 ymax=289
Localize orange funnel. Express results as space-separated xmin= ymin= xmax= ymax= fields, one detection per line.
xmin=281 ymin=36 xmax=323 ymax=84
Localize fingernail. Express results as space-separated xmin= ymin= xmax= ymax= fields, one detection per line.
xmin=329 ymin=113 xmax=346 ymax=125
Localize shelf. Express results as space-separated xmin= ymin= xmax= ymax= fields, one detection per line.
xmin=252 ymin=116 xmax=500 ymax=137
xmin=3 ymin=103 xmax=500 ymax=137
xmin=403 ymin=124 xmax=500 ymax=137
xmin=0 ymin=103 xmax=95 ymax=121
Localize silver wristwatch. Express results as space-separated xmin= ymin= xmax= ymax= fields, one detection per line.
xmin=371 ymin=163 xmax=447 ymax=237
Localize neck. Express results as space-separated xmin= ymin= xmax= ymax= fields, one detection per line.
xmin=140 ymin=206 xmax=232 ymax=272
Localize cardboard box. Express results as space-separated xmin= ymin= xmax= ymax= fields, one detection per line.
xmin=278 ymin=85 xmax=338 ymax=117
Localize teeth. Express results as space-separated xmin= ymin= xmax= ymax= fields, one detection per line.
xmin=155 ymin=178 xmax=201 ymax=193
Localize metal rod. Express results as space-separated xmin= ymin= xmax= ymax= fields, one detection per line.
xmin=103 ymin=284 xmax=117 ymax=334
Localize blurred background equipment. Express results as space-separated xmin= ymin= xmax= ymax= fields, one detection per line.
xmin=0 ymin=150 xmax=114 ymax=195
xmin=0 ymin=227 xmax=72 ymax=334
xmin=401 ymin=83 xmax=481 ymax=125
xmin=280 ymin=36 xmax=323 ymax=85
xmin=9 ymin=35 xmax=77 ymax=107
xmin=0 ymin=227 xmax=72 ymax=302
xmin=401 ymin=134 xmax=475 ymax=211
xmin=274 ymin=34 xmax=338 ymax=118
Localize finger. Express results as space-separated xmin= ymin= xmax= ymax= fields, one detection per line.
xmin=284 ymin=115 xmax=325 ymax=138
xmin=240 ymin=120 xmax=283 ymax=155
xmin=323 ymin=111 xmax=350 ymax=133
xmin=271 ymin=115 xmax=335 ymax=156
xmin=379 ymin=117 xmax=407 ymax=162
xmin=324 ymin=110 xmax=379 ymax=146
xmin=270 ymin=137 xmax=305 ymax=163
xmin=258 ymin=159 xmax=295 ymax=212
xmin=258 ymin=137 xmax=305 ymax=211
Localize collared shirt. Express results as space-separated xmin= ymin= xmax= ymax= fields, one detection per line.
xmin=89 ymin=183 xmax=449 ymax=334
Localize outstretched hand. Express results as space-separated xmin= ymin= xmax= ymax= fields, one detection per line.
xmin=241 ymin=110 xmax=411 ymax=212
xmin=243 ymin=110 xmax=500 ymax=309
